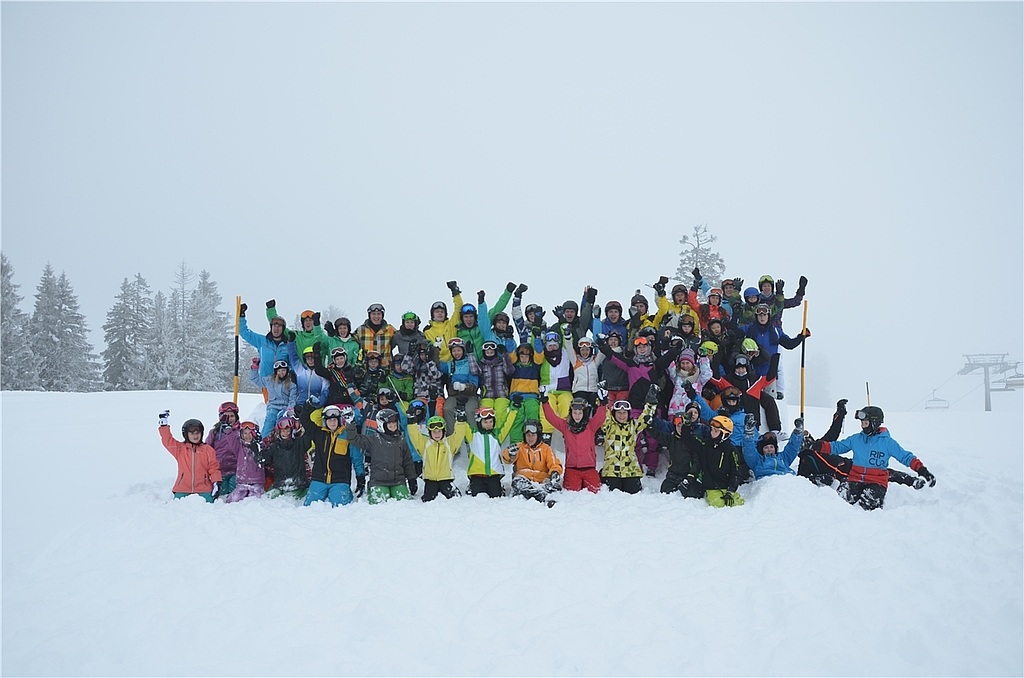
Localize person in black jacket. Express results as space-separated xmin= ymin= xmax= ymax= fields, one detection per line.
xmin=650 ymin=406 xmax=704 ymax=498
xmin=299 ymin=403 xmax=366 ymax=507
xmin=683 ymin=415 xmax=744 ymax=508
xmin=259 ymin=415 xmax=310 ymax=496
xmin=312 ymin=345 xmax=359 ymax=407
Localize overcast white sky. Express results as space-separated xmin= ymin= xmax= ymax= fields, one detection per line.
xmin=2 ymin=2 xmax=1021 ymax=412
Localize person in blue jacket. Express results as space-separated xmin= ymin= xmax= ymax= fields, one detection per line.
xmin=811 ymin=405 xmax=936 ymax=510
xmin=287 ymin=344 xmax=331 ymax=410
xmin=239 ymin=301 xmax=294 ymax=377
xmin=740 ymin=414 xmax=804 ymax=479
xmin=249 ymin=357 xmax=298 ymax=434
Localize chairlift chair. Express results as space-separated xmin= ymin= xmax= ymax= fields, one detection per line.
xmin=924 ymin=390 xmax=949 ymax=410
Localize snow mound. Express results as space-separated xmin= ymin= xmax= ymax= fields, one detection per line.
xmin=2 ymin=390 xmax=1021 ymax=675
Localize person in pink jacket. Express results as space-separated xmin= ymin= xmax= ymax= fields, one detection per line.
xmin=158 ymin=411 xmax=222 ymax=503
xmin=542 ymin=395 xmax=608 ymax=493
xmin=224 ymin=421 xmax=266 ymax=503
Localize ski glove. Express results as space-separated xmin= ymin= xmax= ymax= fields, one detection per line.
xmin=158 ymin=410 xmax=170 ymax=426
xmin=511 ymin=394 xmax=524 ymax=408
xmin=266 ymin=299 xmax=276 ymax=309
xmin=506 ymin=281 xmax=517 ymax=294
xmin=645 ymin=383 xmax=661 ymax=405
xmin=211 ymin=482 xmax=221 ymax=500
xmin=549 ymin=471 xmax=562 ymax=490
xmin=312 ymin=312 xmax=321 ymax=325
xmin=916 ymin=465 xmax=936 ymax=487
xmin=723 ymin=490 xmax=736 ymax=506
xmin=794 ymin=417 xmax=804 ymax=435
xmin=239 ymin=303 xmax=248 ymax=317
xmin=478 ymin=290 xmax=485 ymax=304
xmin=701 ymin=382 xmax=720 ymax=400
xmin=514 ymin=283 xmax=528 ymax=298
xmin=446 ymin=281 xmax=460 ymax=295
xmin=585 ymin=287 xmax=598 ymax=303
xmin=744 ymin=413 xmax=757 ymax=436
xmin=836 ymin=398 xmax=848 ymax=417
xmin=682 ymin=381 xmax=697 ymax=400
xmin=775 ymin=280 xmax=785 ymax=296
xmin=355 ymin=476 xmax=366 ymax=498
xmin=539 ymin=393 xmax=549 ymax=405
xmin=797 ymin=275 xmax=808 ymax=296
xmin=691 ymin=267 xmax=701 ymax=281
xmin=455 ymin=407 xmax=467 ymax=422
xmin=733 ymin=277 xmax=744 ymax=290
xmin=408 ymin=478 xmax=418 ymax=495
xmin=251 ymin=356 xmax=261 ymax=369
xmin=593 ymin=305 xmax=601 ymax=319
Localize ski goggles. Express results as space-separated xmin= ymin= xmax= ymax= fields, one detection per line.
xmin=300 ymin=310 xmax=315 ymax=320
xmin=402 ymin=312 xmax=418 ymax=321
xmin=331 ymin=348 xmax=347 ymax=359
xmin=273 ymin=360 xmax=288 ymax=370
xmin=185 ymin=424 xmax=204 ymax=434
xmin=409 ymin=399 xmax=427 ymax=411
xmin=710 ymin=419 xmax=730 ymax=432
xmin=427 ymin=418 xmax=447 ymax=431
xmin=239 ymin=421 xmax=259 ymax=433
xmin=476 ymin=407 xmax=497 ymax=419
xmin=855 ymin=409 xmax=872 ymax=421
xmin=680 ymin=317 xmax=695 ymax=325
xmin=523 ymin=422 xmax=542 ymax=435
xmin=723 ymin=393 xmax=741 ymax=402
xmin=577 ymin=338 xmax=594 ymax=348
xmin=276 ymin=418 xmax=298 ymax=430
xmin=481 ymin=341 xmax=498 ymax=352
xmin=611 ymin=400 xmax=632 ymax=411
xmin=270 ymin=317 xmax=287 ymax=327
xmin=633 ymin=337 xmax=650 ymax=346
xmin=368 ymin=304 xmax=385 ymax=313
xmin=460 ymin=304 xmax=477 ymax=315
xmin=365 ymin=351 xmax=382 ymax=360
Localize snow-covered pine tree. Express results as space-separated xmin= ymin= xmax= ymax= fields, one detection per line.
xmin=185 ymin=270 xmax=232 ymax=392
xmin=165 ymin=262 xmax=195 ymax=390
xmin=140 ymin=290 xmax=172 ymax=390
xmin=101 ymin=274 xmax=153 ymax=390
xmin=30 ymin=265 xmax=101 ymax=391
xmin=1 ymin=253 xmax=39 ymax=390
xmin=675 ymin=224 xmax=727 ymax=292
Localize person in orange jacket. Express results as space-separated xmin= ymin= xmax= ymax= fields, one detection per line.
xmin=158 ymin=411 xmax=222 ymax=503
xmin=501 ymin=419 xmax=564 ymax=504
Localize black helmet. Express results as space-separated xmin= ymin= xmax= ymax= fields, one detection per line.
xmin=376 ymin=408 xmax=400 ymax=434
xmin=630 ymin=290 xmax=649 ymax=307
xmin=181 ymin=418 xmax=204 ymax=438
xmin=430 ymin=301 xmax=448 ymax=316
xmin=733 ymin=354 xmax=750 ymax=369
xmin=492 ymin=311 xmax=510 ymax=325
xmin=671 ymin=284 xmax=687 ymax=297
xmin=604 ymin=300 xmax=622 ymax=314
xmin=562 ymin=300 xmax=579 ymax=313
xmin=855 ymin=406 xmax=884 ymax=435
xmin=525 ymin=303 xmax=543 ymax=317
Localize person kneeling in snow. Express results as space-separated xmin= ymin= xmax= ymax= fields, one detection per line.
xmin=465 ymin=401 xmax=520 ymax=498
xmin=598 ymin=386 xmax=659 ymax=494
xmin=158 ymin=411 xmax=222 ymax=503
xmin=684 ymin=415 xmax=744 ymax=508
xmin=223 ymin=421 xmax=266 ymax=503
xmin=649 ymin=403 xmax=704 ymax=499
xmin=300 ymin=403 xmax=366 ymax=507
xmin=740 ymin=415 xmax=804 ymax=480
xmin=404 ymin=415 xmax=467 ymax=502
xmin=542 ymin=395 xmax=607 ymax=493
xmin=501 ymin=420 xmax=564 ymax=505
xmin=259 ymin=415 xmax=310 ymax=497
xmin=346 ymin=409 xmax=418 ymax=504
xmin=810 ymin=405 xmax=936 ymax=510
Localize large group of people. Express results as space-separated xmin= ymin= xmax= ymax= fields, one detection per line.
xmin=157 ymin=270 xmax=936 ymax=511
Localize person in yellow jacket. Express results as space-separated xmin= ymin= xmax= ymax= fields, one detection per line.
xmin=462 ymin=400 xmax=519 ymax=498
xmin=500 ymin=419 xmax=564 ymax=505
xmin=423 ymin=281 xmax=465 ymax=363
xmin=652 ymin=276 xmax=701 ymax=330
xmin=405 ymin=414 xmax=468 ymax=502
xmin=600 ymin=386 xmax=659 ymax=494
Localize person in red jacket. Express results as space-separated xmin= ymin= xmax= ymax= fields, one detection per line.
xmin=158 ymin=411 xmax=222 ymax=503
xmin=542 ymin=395 xmax=608 ymax=493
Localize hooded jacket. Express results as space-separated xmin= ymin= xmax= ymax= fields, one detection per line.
xmin=817 ymin=428 xmax=922 ymax=487
xmin=465 ymin=409 xmax=518 ymax=476
xmin=160 ymin=426 xmax=222 ymax=494
xmin=346 ymin=421 xmax=416 ymax=488
xmin=300 ymin=404 xmax=364 ymax=485
xmin=600 ymin=403 xmax=655 ymax=478
xmin=258 ymin=433 xmax=310 ymax=490
xmin=741 ymin=431 xmax=804 ymax=479
xmin=239 ymin=317 xmax=294 ymax=377
xmin=249 ymin=367 xmax=298 ymax=411
xmin=544 ymin=401 xmax=607 ymax=469
xmin=206 ymin=422 xmax=245 ymax=476
xmin=501 ymin=440 xmax=563 ymax=483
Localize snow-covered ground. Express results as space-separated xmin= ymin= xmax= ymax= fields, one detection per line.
xmin=2 ymin=390 xmax=1022 ymax=676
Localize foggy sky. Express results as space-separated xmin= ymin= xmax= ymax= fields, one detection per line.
xmin=3 ymin=2 xmax=1022 ymax=413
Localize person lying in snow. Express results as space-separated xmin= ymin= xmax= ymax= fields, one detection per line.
xmin=158 ymin=411 xmax=222 ymax=503
xmin=811 ymin=405 xmax=936 ymax=510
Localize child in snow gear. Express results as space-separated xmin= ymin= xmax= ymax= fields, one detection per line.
xmin=501 ymin=420 xmax=564 ymax=504
xmin=224 ymin=421 xmax=266 ymax=503
xmin=312 ymin=345 xmax=359 ymax=408
xmin=239 ymin=303 xmax=295 ymax=378
xmin=740 ymin=415 xmax=805 ymax=479
xmin=259 ymin=416 xmax=310 ymax=496
xmin=599 ymin=388 xmax=658 ymax=494
xmin=394 ymin=311 xmax=427 ymax=357
xmin=404 ymin=414 xmax=468 ymax=501
xmin=249 ymin=358 xmax=298 ymax=434
xmin=650 ymin=408 xmax=704 ymax=498
xmin=543 ymin=395 xmax=607 ymax=493
xmin=206 ymin=402 xmax=244 ymax=498
xmin=687 ymin=415 xmax=745 ymax=508
xmin=159 ymin=412 xmax=222 ymax=502
xmin=464 ymin=403 xmax=519 ymax=498
xmin=346 ymin=409 xmax=418 ymax=504
xmin=423 ymin=282 xmax=466 ymax=363
xmin=440 ymin=337 xmax=481 ymax=435
xmin=323 ymin=317 xmax=361 ymax=365
xmin=300 ymin=403 xmax=366 ymax=507
xmin=811 ymin=405 xmax=936 ymax=510
xmin=478 ymin=340 xmax=515 ymax=428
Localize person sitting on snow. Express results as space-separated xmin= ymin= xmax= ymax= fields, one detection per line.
xmin=206 ymin=401 xmax=245 ymax=498
xmin=501 ymin=419 xmax=564 ymax=505
xmin=543 ymin=395 xmax=608 ymax=493
xmin=740 ymin=415 xmax=805 ymax=480
xmin=649 ymin=403 xmax=705 ymax=499
xmin=683 ymin=414 xmax=744 ymax=508
xmin=346 ymin=409 xmax=418 ymax=504
xmin=599 ymin=386 xmax=659 ymax=494
xmin=158 ymin=411 xmax=222 ymax=503
xmin=300 ymin=403 xmax=366 ymax=507
xmin=258 ymin=415 xmax=310 ymax=497
xmin=224 ymin=421 xmax=265 ymax=503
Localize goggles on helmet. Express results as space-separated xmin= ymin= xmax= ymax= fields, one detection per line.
xmin=724 ymin=392 xmax=741 ymax=402
xmin=544 ymin=332 xmax=560 ymax=344
xmin=482 ymin=341 xmax=498 ymax=352
xmin=855 ymin=409 xmax=873 ymax=421
xmin=402 ymin=312 xmax=418 ymax=321
xmin=477 ymin=407 xmax=496 ymax=419
xmin=218 ymin=402 xmax=239 ymax=415
xmin=273 ymin=360 xmax=288 ymax=370
xmin=460 ymin=304 xmax=477 ymax=315
xmin=611 ymin=400 xmax=632 ymax=411
xmin=368 ymin=304 xmax=384 ymax=313
xmin=427 ymin=417 xmax=447 ymax=431
xmin=331 ymin=347 xmax=347 ymax=359
xmin=185 ymin=424 xmax=204 ymax=434
xmin=300 ymin=310 xmax=315 ymax=320
xmin=366 ymin=351 xmax=381 ymax=360
xmin=239 ymin=421 xmax=259 ymax=433
xmin=523 ymin=421 xmax=542 ymax=435
xmin=276 ymin=417 xmax=298 ymax=429
xmin=448 ymin=338 xmax=465 ymax=349
xmin=633 ymin=337 xmax=650 ymax=346
xmin=270 ymin=317 xmax=286 ymax=327
xmin=710 ymin=419 xmax=729 ymax=431
xmin=577 ymin=338 xmax=594 ymax=348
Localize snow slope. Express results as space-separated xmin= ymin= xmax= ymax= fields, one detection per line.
xmin=2 ymin=390 xmax=1022 ymax=676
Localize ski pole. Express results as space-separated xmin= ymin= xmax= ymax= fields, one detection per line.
xmin=233 ymin=296 xmax=241 ymax=403
xmin=800 ymin=300 xmax=808 ymax=420
xmin=865 ymin=382 xmax=871 ymax=406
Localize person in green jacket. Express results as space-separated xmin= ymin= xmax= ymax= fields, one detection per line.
xmin=266 ymin=302 xmax=325 ymax=357
xmin=323 ymin=317 xmax=360 ymax=365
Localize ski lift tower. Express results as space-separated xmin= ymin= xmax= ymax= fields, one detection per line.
xmin=959 ymin=354 xmax=1016 ymax=411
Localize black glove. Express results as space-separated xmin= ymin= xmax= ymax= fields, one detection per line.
xmin=355 ymin=476 xmax=366 ymax=498
xmin=701 ymin=382 xmax=720 ymax=400
xmin=797 ymin=275 xmax=807 ymax=296
xmin=286 ymin=330 xmax=296 ymax=341
xmin=447 ymin=281 xmax=460 ymax=295
xmin=428 ymin=385 xmax=438 ymax=400
xmin=683 ymin=381 xmax=697 ymax=400
xmin=414 ymin=460 xmax=423 ymax=478
xmin=586 ymin=287 xmax=598 ymax=303
xmin=912 ymin=478 xmax=927 ymax=490
xmin=836 ymin=399 xmax=848 ymax=417
xmin=645 ymin=383 xmax=660 ymax=405
xmin=408 ymin=477 xmax=418 ymax=495
xmin=811 ymin=439 xmax=824 ymax=453
xmin=312 ymin=343 xmax=322 ymax=358
xmin=239 ymin=303 xmax=248 ymax=317
xmin=266 ymin=299 xmax=276 ymax=309
xmin=723 ymin=490 xmax=736 ymax=506
xmin=744 ymin=413 xmax=756 ymax=435
xmin=211 ymin=482 xmax=221 ymax=500
xmin=511 ymin=393 xmax=524 ymax=408
xmin=775 ymin=280 xmax=785 ymax=296
xmin=477 ymin=290 xmax=485 ymax=304
xmin=657 ymin=275 xmax=670 ymax=286
xmin=643 ymin=414 xmax=654 ymax=426
xmin=531 ymin=325 xmax=542 ymax=338
xmin=670 ymin=336 xmax=683 ymax=348
xmin=652 ymin=281 xmax=666 ymax=295
xmin=515 ymin=283 xmax=528 ymax=298
xmin=691 ymin=267 xmax=701 ymax=280
xmin=916 ymin=465 xmax=936 ymax=487
xmin=794 ymin=417 xmax=804 ymax=435
xmin=324 ymin=320 xmax=336 ymax=337
xmin=312 ymin=312 xmax=321 ymax=325
xmin=553 ymin=304 xmax=564 ymax=319
xmin=539 ymin=392 xmax=549 ymax=405
xmin=455 ymin=407 xmax=467 ymax=422
xmin=505 ymin=281 xmax=516 ymax=294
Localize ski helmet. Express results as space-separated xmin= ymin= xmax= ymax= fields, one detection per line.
xmin=460 ymin=303 xmax=477 ymax=317
xmin=448 ymin=337 xmax=466 ymax=352
xmin=401 ymin=311 xmax=420 ymax=326
xmin=670 ymin=284 xmax=687 ymax=298
xmin=322 ymin=405 xmax=343 ymax=422
xmin=239 ymin=421 xmax=260 ymax=438
xmin=707 ymin=317 xmax=724 ymax=330
xmin=638 ymin=326 xmax=657 ymax=341
xmin=302 ymin=346 xmax=316 ymax=360
xmin=365 ymin=350 xmax=382 ymax=362
xmin=543 ymin=331 xmax=560 ymax=346
xmin=276 ymin=416 xmax=298 ymax=430
xmin=741 ymin=338 xmax=758 ymax=354
xmin=707 ymin=287 xmax=724 ymax=301
xmin=301 ymin=310 xmax=315 ymax=321
xmin=430 ymin=301 xmax=448 ymax=317
xmin=181 ymin=418 xmax=204 ymax=438
xmin=755 ymin=303 xmax=771 ymax=316
xmin=758 ymin=275 xmax=774 ymax=288
xmin=855 ymin=406 xmax=884 ymax=435
xmin=524 ymin=303 xmax=543 ymax=318
xmin=427 ymin=415 xmax=446 ymax=432
xmin=577 ymin=337 xmax=594 ymax=352
xmin=733 ymin=354 xmax=750 ymax=369
xmin=570 ymin=397 xmax=588 ymax=410
xmin=367 ymin=303 xmax=385 ymax=316
xmin=562 ymin=300 xmax=579 ymax=313
xmin=710 ymin=415 xmax=734 ymax=435
xmin=721 ymin=387 xmax=742 ymax=403
xmin=700 ymin=340 xmax=719 ymax=356
xmin=475 ymin=407 xmax=497 ymax=427
xmin=522 ymin=419 xmax=543 ymax=437
xmin=377 ymin=387 xmax=395 ymax=404
xmin=757 ymin=432 xmax=779 ymax=454
xmin=273 ymin=359 xmax=289 ymax=371
xmin=604 ymin=300 xmax=623 ymax=314
xmin=743 ymin=287 xmax=760 ymax=301
xmin=270 ymin=316 xmax=287 ymax=328
xmin=630 ymin=290 xmax=649 ymax=308
xmin=218 ymin=401 xmax=239 ymax=416
xmin=481 ymin=341 xmax=499 ymax=354
xmin=492 ymin=311 xmax=510 ymax=326
xmin=376 ymin=408 xmax=400 ymax=434
xmin=330 ymin=347 xmax=347 ymax=360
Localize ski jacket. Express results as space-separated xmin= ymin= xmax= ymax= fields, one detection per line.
xmin=540 ymin=338 xmax=573 ymax=392
xmin=758 ymin=291 xmax=804 ymax=328
xmin=797 ymin=410 xmax=845 ymax=478
xmin=741 ymin=321 xmax=804 ymax=368
xmin=501 ymin=441 xmax=563 ymax=483
xmin=405 ymin=419 xmax=468 ymax=481
xmin=267 ymin=307 xmax=326 ymax=357
xmin=234 ymin=439 xmax=266 ymax=486
xmin=389 ymin=371 xmax=415 ymax=403
xmin=300 ymin=405 xmax=364 ymax=486
xmin=313 ymin=362 xmax=357 ymax=407
xmin=206 ymin=423 xmax=245 ymax=476
xmin=600 ymin=344 xmax=682 ymax=410
xmin=818 ymin=429 xmax=921 ymax=488
xmin=600 ymin=403 xmax=655 ymax=478
xmin=741 ymin=432 xmax=803 ymax=479
xmin=393 ymin=327 xmax=427 ymax=357
xmin=653 ymin=294 xmax=701 ymax=332
xmin=249 ymin=367 xmax=298 ymax=411
xmin=687 ymin=290 xmax=732 ymax=330
xmin=322 ymin=333 xmax=361 ymax=365
xmin=440 ymin=353 xmax=481 ymax=394
xmin=595 ymin=317 xmax=629 ymax=344
xmin=598 ymin=346 xmax=630 ymax=391
xmin=478 ymin=352 xmax=514 ymax=399
xmin=286 ymin=343 xmax=331 ymax=406
xmin=401 ymin=352 xmax=443 ymax=398
xmin=509 ymin=342 xmax=544 ymax=396
xmin=568 ymin=345 xmax=603 ymax=394
xmin=239 ymin=317 xmax=294 ymax=377
xmin=258 ymin=434 xmax=310 ymax=490
xmin=511 ymin=298 xmax=549 ymax=346
xmin=551 ymin=295 xmax=595 ymax=346
xmin=457 ymin=302 xmax=497 ymax=362
xmin=346 ymin=423 xmax=416 ymax=489
xmin=465 ymin=410 xmax=518 ymax=476
xmin=355 ymin=321 xmax=396 ymax=367
xmin=682 ymin=428 xmax=739 ymax=491
xmin=423 ymin=292 xmax=464 ymax=363
xmin=543 ymin=401 xmax=607 ymax=469
xmin=160 ymin=426 xmax=222 ymax=494
xmin=650 ymin=419 xmax=701 ymax=481
xmin=667 ymin=356 xmax=713 ymax=415
xmin=354 ymin=364 xmax=390 ymax=401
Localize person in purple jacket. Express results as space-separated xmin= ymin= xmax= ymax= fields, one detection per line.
xmin=224 ymin=421 xmax=266 ymax=503
xmin=206 ymin=401 xmax=246 ymax=498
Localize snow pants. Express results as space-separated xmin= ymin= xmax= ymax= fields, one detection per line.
xmin=303 ymin=480 xmax=354 ymax=507
xmin=508 ymin=395 xmax=540 ymax=443
xmin=263 ymin=407 xmax=285 ymax=438
xmin=661 ymin=472 xmax=704 ymax=498
xmin=469 ymin=474 xmax=504 ymax=498
xmin=706 ymin=489 xmax=744 ymax=508
xmin=443 ymin=395 xmax=479 ymax=438
xmin=220 ymin=474 xmax=237 ymax=498
xmin=511 ymin=475 xmax=558 ymax=502
xmin=224 ymin=483 xmax=264 ymax=503
xmin=840 ymin=480 xmax=887 ymax=511
xmin=421 ymin=479 xmax=459 ymax=502
xmin=601 ymin=476 xmax=642 ymax=494
xmin=539 ymin=391 xmax=572 ymax=434
xmin=368 ymin=483 xmax=412 ymax=504
xmin=630 ymin=407 xmax=659 ymax=473
xmin=173 ymin=492 xmax=215 ymax=503
xmin=564 ymin=468 xmax=601 ymax=493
